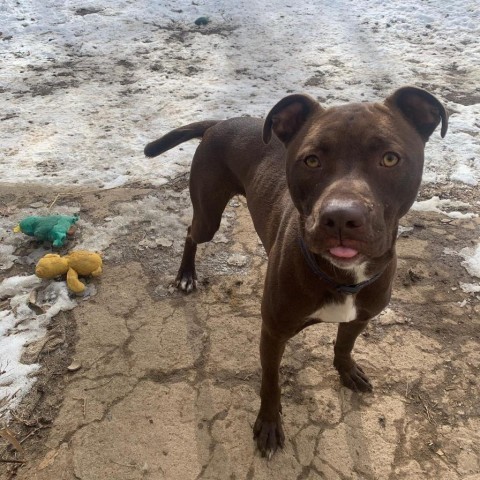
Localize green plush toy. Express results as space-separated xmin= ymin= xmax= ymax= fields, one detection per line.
xmin=14 ymin=214 xmax=79 ymax=247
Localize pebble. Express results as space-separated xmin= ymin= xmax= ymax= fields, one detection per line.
xmin=213 ymin=234 xmax=229 ymax=244
xmin=227 ymin=253 xmax=247 ymax=267
xmin=195 ymin=16 xmax=210 ymax=26
xmin=156 ymin=237 xmax=173 ymax=247
xmin=67 ymin=360 xmax=82 ymax=372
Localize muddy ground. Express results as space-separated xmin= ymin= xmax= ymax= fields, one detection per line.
xmin=0 ymin=179 xmax=478 ymax=480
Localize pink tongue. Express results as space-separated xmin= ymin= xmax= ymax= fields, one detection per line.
xmin=329 ymin=246 xmax=358 ymax=258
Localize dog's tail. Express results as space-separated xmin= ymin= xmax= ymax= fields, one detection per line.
xmin=144 ymin=120 xmax=220 ymax=158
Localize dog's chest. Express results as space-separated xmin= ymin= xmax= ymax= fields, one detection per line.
xmin=308 ymin=263 xmax=367 ymax=323
xmin=310 ymin=295 xmax=357 ymax=323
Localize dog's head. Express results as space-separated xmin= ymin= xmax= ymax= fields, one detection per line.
xmin=263 ymin=87 xmax=448 ymax=269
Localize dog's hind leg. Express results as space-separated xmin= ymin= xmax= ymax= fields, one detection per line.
xmin=176 ymin=146 xmax=242 ymax=293
xmin=176 ymin=187 xmax=235 ymax=293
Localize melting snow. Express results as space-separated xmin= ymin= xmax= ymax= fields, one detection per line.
xmin=411 ymin=197 xmax=477 ymax=219
xmin=459 ymin=244 xmax=480 ymax=279
xmin=0 ymin=0 xmax=479 ymax=188
xmin=0 ymin=277 xmax=77 ymax=421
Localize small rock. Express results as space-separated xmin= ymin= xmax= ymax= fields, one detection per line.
xmin=195 ymin=16 xmax=210 ymax=26
xmin=213 ymin=233 xmax=229 ymax=244
xmin=67 ymin=360 xmax=82 ymax=372
xmin=408 ymin=269 xmax=422 ymax=283
xmin=29 ymin=201 xmax=45 ymax=208
xmin=28 ymin=288 xmax=46 ymax=314
xmin=156 ymin=237 xmax=173 ymax=248
xmin=378 ymin=415 xmax=386 ymax=428
xmin=139 ymin=238 xmax=156 ymax=249
xmin=227 ymin=253 xmax=247 ymax=267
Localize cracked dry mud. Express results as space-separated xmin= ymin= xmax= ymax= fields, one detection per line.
xmin=1 ymin=182 xmax=479 ymax=480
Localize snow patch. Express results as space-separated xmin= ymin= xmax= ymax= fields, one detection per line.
xmin=398 ymin=225 xmax=413 ymax=237
xmin=76 ymin=193 xmax=192 ymax=253
xmin=451 ymin=164 xmax=478 ymax=187
xmin=0 ymin=0 xmax=478 ymax=189
xmin=411 ymin=196 xmax=477 ymax=219
xmin=460 ymin=283 xmax=480 ymax=294
xmin=0 ymin=277 xmax=77 ymax=422
xmin=0 ymin=244 xmax=18 ymax=271
xmin=0 ymin=275 xmax=41 ymax=299
xmin=459 ymin=244 xmax=480 ymax=279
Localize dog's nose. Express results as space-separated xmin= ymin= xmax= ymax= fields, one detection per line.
xmin=320 ymin=201 xmax=367 ymax=233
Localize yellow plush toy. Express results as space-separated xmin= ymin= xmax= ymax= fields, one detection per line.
xmin=35 ymin=251 xmax=103 ymax=294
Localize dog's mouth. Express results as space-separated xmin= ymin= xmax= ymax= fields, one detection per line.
xmin=303 ymin=232 xmax=366 ymax=261
xmin=328 ymin=246 xmax=359 ymax=259
xmin=324 ymin=245 xmax=365 ymax=268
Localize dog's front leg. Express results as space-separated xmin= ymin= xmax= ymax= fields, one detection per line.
xmin=253 ymin=326 xmax=287 ymax=459
xmin=333 ymin=318 xmax=373 ymax=392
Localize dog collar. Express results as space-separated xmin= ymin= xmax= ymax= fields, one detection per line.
xmin=298 ymin=237 xmax=382 ymax=295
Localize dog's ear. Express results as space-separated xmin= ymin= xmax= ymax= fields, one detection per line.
xmin=385 ymin=86 xmax=448 ymax=141
xmin=263 ymin=94 xmax=323 ymax=145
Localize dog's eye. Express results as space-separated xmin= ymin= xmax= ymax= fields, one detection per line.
xmin=304 ymin=156 xmax=320 ymax=168
xmin=382 ymin=152 xmax=400 ymax=167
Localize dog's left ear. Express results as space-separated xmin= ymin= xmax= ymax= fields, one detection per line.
xmin=385 ymin=86 xmax=448 ymax=141
xmin=263 ymin=94 xmax=323 ymax=145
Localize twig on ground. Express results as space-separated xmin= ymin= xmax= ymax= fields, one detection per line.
xmin=48 ymin=193 xmax=61 ymax=210
xmin=111 ymin=460 xmax=137 ymax=468
xmin=10 ymin=412 xmax=38 ymax=428
xmin=20 ymin=425 xmax=47 ymax=445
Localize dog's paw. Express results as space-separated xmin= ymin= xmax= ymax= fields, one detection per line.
xmin=175 ymin=270 xmax=197 ymax=293
xmin=337 ymin=362 xmax=373 ymax=392
xmin=253 ymin=413 xmax=285 ymax=459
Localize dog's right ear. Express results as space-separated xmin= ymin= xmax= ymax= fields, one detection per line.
xmin=263 ymin=94 xmax=323 ymax=145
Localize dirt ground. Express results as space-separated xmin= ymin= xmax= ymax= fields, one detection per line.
xmin=0 ymin=179 xmax=479 ymax=480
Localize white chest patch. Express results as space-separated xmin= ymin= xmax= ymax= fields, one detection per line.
xmin=310 ymin=295 xmax=357 ymax=323
xmin=307 ymin=261 xmax=368 ymax=324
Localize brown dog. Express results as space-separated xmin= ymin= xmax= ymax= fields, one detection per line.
xmin=144 ymin=87 xmax=448 ymax=458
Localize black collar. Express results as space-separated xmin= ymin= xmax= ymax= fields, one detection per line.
xmin=298 ymin=237 xmax=383 ymax=295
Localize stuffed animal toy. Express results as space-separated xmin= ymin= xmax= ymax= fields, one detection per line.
xmin=35 ymin=251 xmax=102 ymax=294
xmin=14 ymin=214 xmax=79 ymax=247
